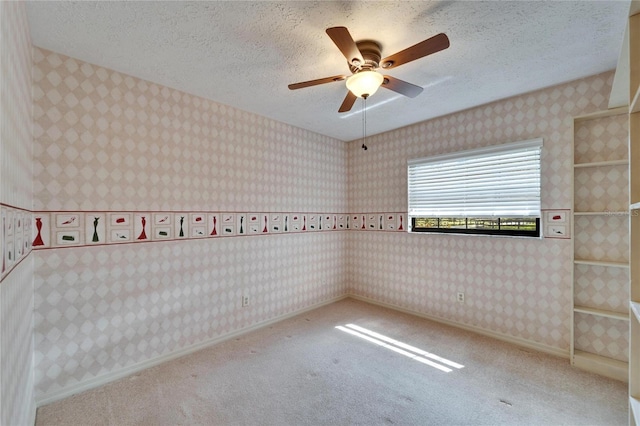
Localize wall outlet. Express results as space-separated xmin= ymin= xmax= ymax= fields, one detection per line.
xmin=456 ymin=292 xmax=465 ymax=304
xmin=242 ymin=295 xmax=250 ymax=307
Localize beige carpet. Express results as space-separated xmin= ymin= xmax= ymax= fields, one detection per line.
xmin=36 ymin=298 xmax=627 ymax=425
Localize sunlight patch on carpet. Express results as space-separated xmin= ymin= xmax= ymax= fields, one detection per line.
xmin=335 ymin=324 xmax=464 ymax=373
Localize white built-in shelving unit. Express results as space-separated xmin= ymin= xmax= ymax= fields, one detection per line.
xmin=571 ymin=105 xmax=630 ymax=383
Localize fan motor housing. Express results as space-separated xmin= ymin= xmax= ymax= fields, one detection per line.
xmin=349 ymin=40 xmax=382 ymax=73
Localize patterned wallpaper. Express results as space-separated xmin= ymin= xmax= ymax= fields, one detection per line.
xmin=346 ymin=72 xmax=618 ymax=353
xmin=10 ymin=45 xmax=627 ymax=402
xmin=574 ymin=114 xmax=628 ymax=164
xmin=0 ymin=4 xmax=32 ymax=211
xmin=574 ymin=214 xmax=629 ymax=263
xmin=31 ymin=48 xmax=351 ymax=399
xmin=574 ymin=165 xmax=628 ymax=213
xmin=574 ymin=313 xmax=628 ymax=362
xmin=0 ymin=1 xmax=36 ymax=425
xmin=574 ymin=264 xmax=628 ymax=313
xmin=32 ymin=48 xmax=346 ymax=213
xmin=34 ymin=233 xmax=346 ymax=396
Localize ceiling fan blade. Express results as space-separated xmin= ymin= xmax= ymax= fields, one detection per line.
xmin=339 ymin=91 xmax=357 ymax=113
xmin=381 ymin=76 xmax=424 ymax=98
xmin=326 ymin=27 xmax=364 ymax=67
xmin=380 ymin=33 xmax=449 ymax=70
xmin=288 ymin=75 xmax=347 ymax=90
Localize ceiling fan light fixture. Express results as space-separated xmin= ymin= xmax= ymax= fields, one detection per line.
xmin=346 ymin=70 xmax=384 ymax=98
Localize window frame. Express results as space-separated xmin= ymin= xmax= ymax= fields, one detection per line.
xmin=410 ymin=217 xmax=540 ymax=237
xmin=407 ymin=138 xmax=542 ymax=238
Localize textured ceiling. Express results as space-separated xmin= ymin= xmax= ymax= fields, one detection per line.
xmin=26 ymin=1 xmax=630 ymax=142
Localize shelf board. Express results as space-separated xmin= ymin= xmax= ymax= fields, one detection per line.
xmin=631 ymin=302 xmax=640 ymax=323
xmin=573 ymin=211 xmax=628 ymax=216
xmin=574 ymin=305 xmax=629 ymax=321
xmin=573 ymin=106 xmax=629 ymax=122
xmin=573 ymin=350 xmax=628 ymax=382
xmin=631 ymin=202 xmax=640 ymax=210
xmin=574 ymin=259 xmax=630 ymax=268
xmin=574 ymin=159 xmax=629 ymax=168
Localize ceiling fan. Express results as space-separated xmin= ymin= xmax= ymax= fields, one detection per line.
xmin=288 ymin=27 xmax=450 ymax=113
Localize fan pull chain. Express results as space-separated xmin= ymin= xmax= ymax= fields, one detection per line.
xmin=361 ymin=97 xmax=368 ymax=151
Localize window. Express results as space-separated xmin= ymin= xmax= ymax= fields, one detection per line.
xmin=408 ymin=138 xmax=542 ymax=237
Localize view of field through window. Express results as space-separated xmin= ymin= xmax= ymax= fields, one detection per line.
xmin=412 ymin=217 xmax=539 ymax=235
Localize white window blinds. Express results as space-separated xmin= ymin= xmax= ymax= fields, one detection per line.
xmin=408 ymin=138 xmax=542 ymax=218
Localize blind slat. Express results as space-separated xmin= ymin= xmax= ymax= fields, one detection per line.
xmin=408 ymin=139 xmax=542 ymax=218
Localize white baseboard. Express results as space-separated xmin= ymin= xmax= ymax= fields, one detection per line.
xmin=35 ymin=295 xmax=348 ymax=407
xmin=572 ymin=350 xmax=628 ymax=382
xmin=346 ymin=294 xmax=569 ymax=359
xmin=28 ymin=399 xmax=37 ymax=426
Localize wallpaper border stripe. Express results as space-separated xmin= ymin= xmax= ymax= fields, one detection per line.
xmin=2 ymin=205 xmax=571 ymax=283
xmin=0 ymin=203 xmax=34 ymax=283
xmin=1 ymin=205 xmax=408 ymax=282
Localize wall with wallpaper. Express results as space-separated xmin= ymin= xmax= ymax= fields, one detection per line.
xmin=5 ymin=38 xmax=623 ymax=407
xmin=0 ymin=1 xmax=36 ymax=425
xmin=347 ymin=72 xmax=617 ymax=355
xmin=31 ymin=47 xmax=348 ymax=401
